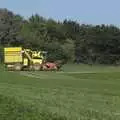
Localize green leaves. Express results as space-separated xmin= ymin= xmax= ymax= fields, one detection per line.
xmin=0 ymin=9 xmax=23 ymax=46
xmin=1 ymin=9 xmax=120 ymax=64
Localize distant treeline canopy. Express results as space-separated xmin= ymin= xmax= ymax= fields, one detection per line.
xmin=0 ymin=8 xmax=120 ymax=64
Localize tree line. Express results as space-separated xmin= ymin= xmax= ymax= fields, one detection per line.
xmin=0 ymin=8 xmax=120 ymax=64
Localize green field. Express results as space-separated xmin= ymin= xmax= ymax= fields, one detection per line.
xmin=1 ymin=64 xmax=120 ymax=120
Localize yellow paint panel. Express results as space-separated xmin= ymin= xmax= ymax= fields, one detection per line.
xmin=4 ymin=47 xmax=23 ymax=63
xmin=23 ymin=58 xmax=28 ymax=66
xmin=32 ymin=59 xmax=43 ymax=64
xmin=4 ymin=47 xmax=22 ymax=52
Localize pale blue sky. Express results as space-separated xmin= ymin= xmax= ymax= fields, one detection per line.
xmin=0 ymin=0 xmax=120 ymax=25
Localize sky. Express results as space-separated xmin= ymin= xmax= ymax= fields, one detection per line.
xmin=0 ymin=0 xmax=120 ymax=25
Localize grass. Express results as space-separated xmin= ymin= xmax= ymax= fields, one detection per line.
xmin=1 ymin=64 xmax=120 ymax=119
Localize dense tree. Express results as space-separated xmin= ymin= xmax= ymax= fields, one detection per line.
xmin=0 ymin=9 xmax=24 ymax=46
xmin=1 ymin=8 xmax=120 ymax=64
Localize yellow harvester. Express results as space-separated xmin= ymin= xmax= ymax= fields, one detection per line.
xmin=4 ymin=47 xmax=46 ymax=71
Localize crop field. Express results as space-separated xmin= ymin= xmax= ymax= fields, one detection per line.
xmin=1 ymin=64 xmax=120 ymax=120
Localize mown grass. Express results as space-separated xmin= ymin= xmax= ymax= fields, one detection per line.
xmin=1 ymin=64 xmax=120 ymax=119
xmin=0 ymin=95 xmax=68 ymax=120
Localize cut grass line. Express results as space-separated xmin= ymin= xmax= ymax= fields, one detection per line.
xmin=57 ymin=71 xmax=97 ymax=74
xmin=57 ymin=71 xmax=120 ymax=74
xmin=19 ymin=71 xmax=72 ymax=79
xmin=19 ymin=72 xmax=41 ymax=79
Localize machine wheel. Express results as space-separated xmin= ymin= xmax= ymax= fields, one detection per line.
xmin=33 ymin=63 xmax=41 ymax=71
xmin=42 ymin=65 xmax=47 ymax=71
xmin=29 ymin=65 xmax=33 ymax=71
xmin=14 ymin=63 xmax=22 ymax=71
xmin=53 ymin=66 xmax=58 ymax=71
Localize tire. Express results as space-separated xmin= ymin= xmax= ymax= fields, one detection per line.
xmin=14 ymin=63 xmax=22 ymax=71
xmin=29 ymin=65 xmax=33 ymax=71
xmin=53 ymin=66 xmax=58 ymax=71
xmin=42 ymin=65 xmax=48 ymax=71
xmin=33 ymin=63 xmax=41 ymax=71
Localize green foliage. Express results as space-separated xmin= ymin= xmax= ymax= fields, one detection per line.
xmin=61 ymin=39 xmax=75 ymax=62
xmin=1 ymin=8 xmax=120 ymax=64
xmin=0 ymin=9 xmax=23 ymax=46
xmin=44 ymin=42 xmax=66 ymax=61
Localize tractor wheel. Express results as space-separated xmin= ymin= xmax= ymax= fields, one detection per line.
xmin=33 ymin=63 xmax=41 ymax=71
xmin=42 ymin=65 xmax=48 ymax=71
xmin=53 ymin=66 xmax=58 ymax=71
xmin=14 ymin=63 xmax=22 ymax=71
xmin=29 ymin=65 xmax=33 ymax=71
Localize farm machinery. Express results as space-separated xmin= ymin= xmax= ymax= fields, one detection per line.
xmin=4 ymin=47 xmax=62 ymax=71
